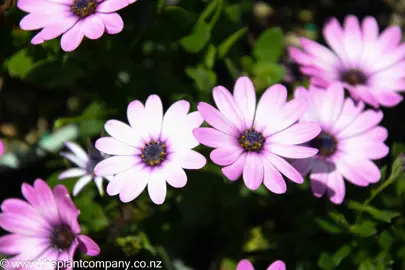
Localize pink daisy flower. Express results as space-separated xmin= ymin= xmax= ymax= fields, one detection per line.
xmin=193 ymin=76 xmax=321 ymax=193
xmin=289 ymin=15 xmax=405 ymax=108
xmin=292 ymin=83 xmax=389 ymax=204
xmin=94 ymin=95 xmax=206 ymax=205
xmin=17 ymin=0 xmax=137 ymax=52
xmin=0 ymin=179 xmax=100 ymax=267
xmin=237 ymin=259 xmax=286 ymax=270
xmin=59 ymin=141 xmax=112 ymax=196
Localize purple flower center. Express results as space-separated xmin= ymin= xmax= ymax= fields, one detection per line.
xmin=239 ymin=128 xmax=265 ymax=152
xmin=310 ymin=131 xmax=337 ymax=157
xmin=71 ymin=0 xmax=97 ymax=18
xmin=341 ymin=69 xmax=367 ymax=86
xmin=51 ymin=225 xmax=75 ymax=252
xmin=141 ymin=141 xmax=167 ymax=166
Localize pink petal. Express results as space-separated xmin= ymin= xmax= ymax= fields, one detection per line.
xmin=299 ymin=37 xmax=338 ymax=69
xmin=39 ymin=15 xmax=79 ymax=40
xmin=212 ymin=86 xmax=245 ymax=131
xmin=95 ymin=137 xmax=140 ymax=155
xmin=193 ymin=128 xmax=238 ymax=148
xmin=268 ymin=144 xmax=318 ymax=159
xmin=96 ymin=0 xmax=128 ymax=12
xmin=339 ymin=139 xmax=389 ymax=160
xmin=64 ymin=141 xmax=88 ymax=161
xmin=267 ymin=260 xmax=286 ymax=270
xmin=334 ymin=154 xmax=380 ymax=186
xmin=59 ymin=168 xmax=86 ymax=179
xmin=181 ymin=150 xmax=207 ymax=169
xmin=126 ymin=100 xmax=149 ymax=140
xmin=309 ymin=161 xmax=330 ymax=198
xmin=233 ymin=77 xmax=256 ymax=128
xmin=221 ymin=153 xmax=247 ymax=181
xmin=166 ymin=166 xmax=187 ymax=188
xmin=104 ymin=120 xmax=143 ymax=148
xmin=288 ymin=47 xmax=313 ymax=65
xmin=337 ymin=110 xmax=383 ymax=139
xmin=17 ymin=0 xmax=47 ymax=12
xmin=376 ymin=26 xmax=402 ymax=53
xmin=331 ymin=98 xmax=365 ymax=134
xmin=0 ymin=213 xmax=50 ymax=237
xmin=291 ymin=158 xmax=312 ymax=176
xmin=360 ymin=16 xmax=379 ymax=67
xmin=343 ymin=15 xmax=362 ymax=66
xmin=61 ymin=21 xmax=85 ymax=52
xmin=82 ymin=15 xmax=105 ymax=40
xmin=53 ymin=184 xmax=81 ymax=234
xmin=197 ymin=102 xmax=239 ymax=137
xmin=262 ymin=156 xmax=286 ymax=194
xmin=77 ymin=235 xmax=100 ymax=256
xmin=323 ymin=17 xmax=348 ymax=64
xmin=72 ymin=175 xmax=93 ymax=196
xmin=373 ymin=91 xmax=403 ymax=108
xmin=96 ymin=13 xmax=124 ymax=34
xmin=267 ymin=122 xmax=321 ymax=145
xmin=147 ymin=171 xmax=167 ymax=205
xmin=94 ymin=156 xmax=139 ymax=176
xmin=210 ymin=147 xmax=244 ymax=166
xmin=255 ymin=84 xmax=287 ymax=133
xmin=237 ymin=259 xmax=254 ymax=270
xmin=118 ymin=166 xmax=148 ymax=202
xmin=144 ymin=95 xmax=163 ymax=139
xmin=0 ymin=234 xmax=48 ymax=255
xmin=359 ymin=126 xmax=388 ymax=141
xmin=261 ymin=98 xmax=308 ymax=137
xmin=186 ymin=111 xmax=204 ymax=129
xmin=163 ymin=100 xmax=190 ymax=130
xmin=19 ymin=12 xmax=50 ymax=30
xmin=32 ymin=179 xmax=60 ymax=224
xmin=327 ymin=169 xmax=346 ymax=204
xmin=320 ymin=83 xmax=345 ymax=127
xmin=263 ymin=151 xmax=304 ymax=184
xmin=61 ymin=152 xmax=86 ymax=168
xmin=243 ymin=152 xmax=264 ymax=190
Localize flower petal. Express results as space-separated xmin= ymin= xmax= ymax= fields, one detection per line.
xmin=53 ymin=184 xmax=81 ymax=234
xmin=147 ymin=171 xmax=167 ymax=205
xmin=77 ymin=235 xmax=100 ymax=256
xmin=118 ymin=166 xmax=148 ymax=202
xmin=72 ymin=175 xmax=93 ymax=196
xmin=95 ymin=137 xmax=140 ymax=155
xmin=144 ymin=95 xmax=163 ymax=139
xmin=237 ymin=260 xmax=254 ymax=270
xmin=166 ymin=166 xmax=187 ymax=188
xmin=61 ymin=21 xmax=85 ymax=52
xmin=267 ymin=260 xmax=286 ymax=270
xmin=210 ymin=147 xmax=244 ymax=166
xmin=82 ymin=15 xmax=105 ymax=40
xmin=39 ymin=15 xmax=79 ymax=40
xmin=267 ymin=144 xmax=318 ymax=159
xmin=221 ymin=153 xmax=247 ymax=181
xmin=337 ymin=110 xmax=383 ymax=139
xmin=104 ymin=120 xmax=143 ymax=148
xmin=213 ymin=86 xmax=245 ymax=131
xmin=267 ymin=122 xmax=321 ymax=145
xmin=181 ymin=150 xmax=206 ymax=169
xmin=262 ymin=156 xmax=286 ymax=194
xmin=198 ymin=102 xmax=239 ymax=136
xmin=94 ymin=156 xmax=139 ymax=176
xmin=243 ymin=152 xmax=264 ymax=190
xmin=64 ymin=141 xmax=88 ymax=162
xmin=309 ymin=161 xmax=330 ymax=198
xmin=233 ymin=77 xmax=256 ymax=128
xmin=263 ymin=151 xmax=303 ymax=184
xmin=96 ymin=0 xmax=128 ymax=12
xmin=327 ymin=169 xmax=346 ymax=204
xmin=0 ymin=234 xmax=48 ymax=255
xmin=59 ymin=168 xmax=86 ymax=180
xmin=193 ymin=128 xmax=238 ymax=148
xmin=96 ymin=13 xmax=124 ymax=34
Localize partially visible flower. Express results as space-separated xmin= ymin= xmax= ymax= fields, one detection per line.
xmin=193 ymin=76 xmax=321 ymax=193
xmin=0 ymin=179 xmax=100 ymax=266
xmin=0 ymin=140 xmax=3 ymax=156
xmin=289 ymin=15 xmax=405 ymax=108
xmin=94 ymin=95 xmax=206 ymax=205
xmin=59 ymin=141 xmax=111 ymax=196
xmin=17 ymin=0 xmax=137 ymax=52
xmin=292 ymin=83 xmax=389 ymax=204
xmin=237 ymin=259 xmax=286 ymax=270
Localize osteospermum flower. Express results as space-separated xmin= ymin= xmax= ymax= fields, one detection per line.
xmin=94 ymin=95 xmax=206 ymax=205
xmin=59 ymin=141 xmax=111 ymax=196
xmin=292 ymin=83 xmax=389 ymax=204
xmin=289 ymin=15 xmax=405 ymax=108
xmin=193 ymin=76 xmax=321 ymax=193
xmin=237 ymin=259 xmax=286 ymax=270
xmin=17 ymin=0 xmax=137 ymax=52
xmin=0 ymin=179 xmax=100 ymax=266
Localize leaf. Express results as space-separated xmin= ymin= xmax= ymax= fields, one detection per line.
xmin=391 ymin=142 xmax=405 ymax=158
xmin=204 ymin=44 xmax=216 ymax=69
xmin=350 ymin=220 xmax=377 ymax=237
xmin=185 ymin=66 xmax=216 ymax=92
xmin=253 ymin=27 xmax=284 ymax=62
xmin=5 ymin=49 xmax=34 ymax=77
xmin=180 ymin=22 xmax=211 ymax=53
xmin=348 ymin=200 xmax=400 ymax=223
xmin=75 ymin=193 xmax=109 ymax=232
xmin=224 ymin=4 xmax=242 ymax=23
xmin=333 ymin=245 xmax=351 ymax=265
xmin=315 ymin=218 xmax=343 ymax=234
xmin=218 ymin=27 xmax=247 ymax=58
xmin=253 ymin=61 xmax=285 ymax=86
xmin=318 ymin=253 xmax=335 ymax=270
xmin=224 ymin=58 xmax=240 ymax=79
xmin=243 ymin=226 xmax=270 ymax=252
xmin=379 ymin=230 xmax=394 ymax=251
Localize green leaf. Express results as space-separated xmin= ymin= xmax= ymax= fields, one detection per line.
xmin=379 ymin=230 xmax=394 ymax=251
xmin=253 ymin=27 xmax=284 ymax=62
xmin=204 ymin=44 xmax=216 ymax=69
xmin=180 ymin=22 xmax=211 ymax=53
xmin=220 ymin=259 xmax=237 ymax=270
xmin=315 ymin=218 xmax=343 ymax=234
xmin=348 ymin=200 xmax=400 ymax=223
xmin=75 ymin=193 xmax=109 ymax=232
xmin=333 ymin=245 xmax=351 ymax=265
xmin=218 ymin=27 xmax=247 ymax=58
xmin=5 ymin=49 xmax=34 ymax=77
xmin=318 ymin=253 xmax=335 ymax=270
xmin=185 ymin=66 xmax=216 ymax=92
xmin=224 ymin=4 xmax=242 ymax=23
xmin=253 ymin=61 xmax=285 ymax=87
xmin=391 ymin=142 xmax=405 ymax=158
xmin=350 ymin=220 xmax=377 ymax=237
xmin=224 ymin=58 xmax=240 ymax=79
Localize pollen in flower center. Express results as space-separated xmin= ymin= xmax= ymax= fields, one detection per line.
xmin=310 ymin=131 xmax=337 ymax=157
xmin=141 ymin=141 xmax=167 ymax=166
xmin=341 ymin=69 xmax=367 ymax=86
xmin=51 ymin=225 xmax=75 ymax=252
xmin=239 ymin=128 xmax=265 ymax=151
xmin=71 ymin=0 xmax=97 ymax=18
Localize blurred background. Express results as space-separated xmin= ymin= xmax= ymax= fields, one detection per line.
xmin=1 ymin=0 xmax=405 ymax=269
